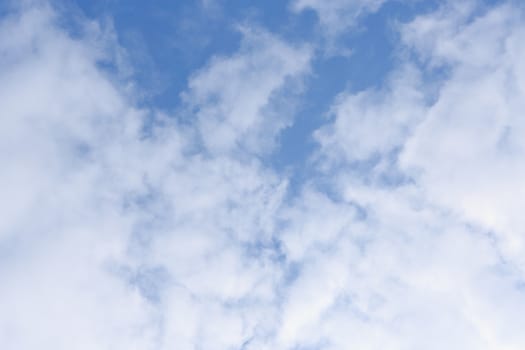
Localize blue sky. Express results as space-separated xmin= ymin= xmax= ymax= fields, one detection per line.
xmin=2 ymin=0 xmax=525 ymax=349
xmin=68 ymin=0 xmax=442 ymax=187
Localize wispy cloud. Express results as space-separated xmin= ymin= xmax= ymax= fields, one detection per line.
xmin=291 ymin=0 xmax=387 ymax=37
xmin=184 ymin=26 xmax=312 ymax=155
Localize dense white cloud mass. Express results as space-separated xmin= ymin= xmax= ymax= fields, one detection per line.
xmin=311 ymin=1 xmax=525 ymax=348
xmin=400 ymin=1 xmax=525 ymax=269
xmin=0 ymin=3 xmax=302 ymax=349
xmin=2 ymin=0 xmax=525 ymax=350
xmin=0 ymin=4 xmax=158 ymax=349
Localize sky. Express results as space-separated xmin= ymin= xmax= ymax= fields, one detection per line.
xmin=1 ymin=0 xmax=525 ymax=349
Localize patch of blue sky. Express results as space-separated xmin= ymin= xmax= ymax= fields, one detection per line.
xmin=60 ymin=0 xmax=440 ymax=196
xmin=70 ymin=0 xmax=316 ymax=109
xmin=272 ymin=0 xmax=441 ymax=190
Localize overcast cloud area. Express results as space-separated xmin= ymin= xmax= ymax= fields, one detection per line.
xmin=1 ymin=0 xmax=525 ymax=349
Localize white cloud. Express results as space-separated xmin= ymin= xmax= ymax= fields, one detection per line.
xmin=299 ymin=1 xmax=525 ymax=349
xmin=0 ymin=3 xmax=309 ymax=349
xmin=0 ymin=4 xmax=160 ymax=349
xmin=315 ymin=64 xmax=424 ymax=164
xmin=400 ymin=1 xmax=525 ymax=267
xmin=273 ymin=180 xmax=525 ymax=349
xmin=3 ymin=0 xmax=525 ymax=349
xmin=184 ymin=26 xmax=311 ymax=155
xmin=291 ymin=0 xmax=387 ymax=37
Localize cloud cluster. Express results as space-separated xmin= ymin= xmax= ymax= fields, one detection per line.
xmin=400 ymin=1 xmax=525 ymax=268
xmin=2 ymin=1 xmax=525 ymax=350
xmin=185 ymin=26 xmax=311 ymax=155
xmin=308 ymin=2 xmax=525 ymax=348
xmin=0 ymin=2 xmax=308 ymax=349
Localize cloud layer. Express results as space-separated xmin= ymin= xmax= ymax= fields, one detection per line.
xmin=2 ymin=1 xmax=525 ymax=349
